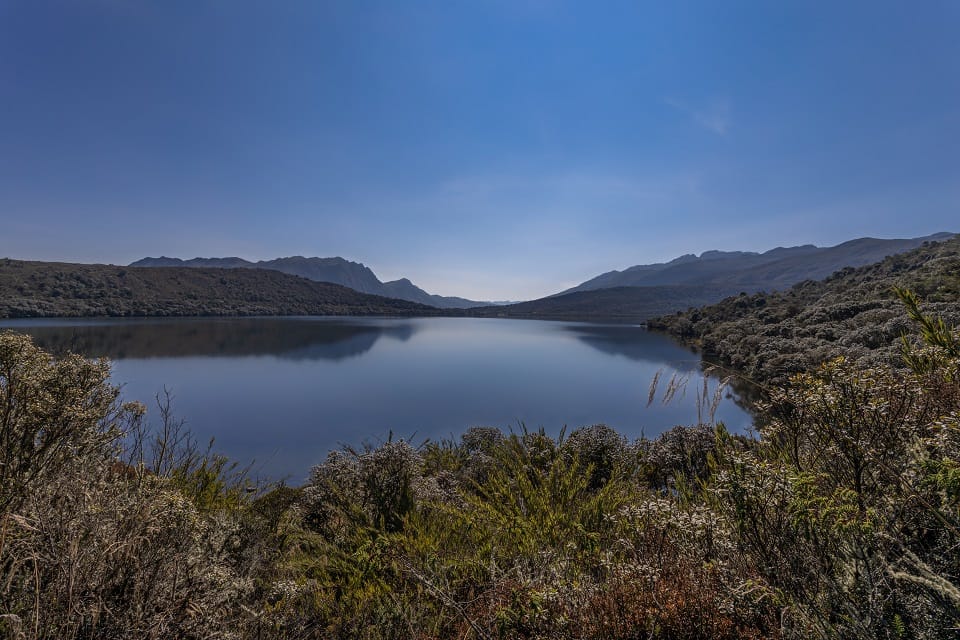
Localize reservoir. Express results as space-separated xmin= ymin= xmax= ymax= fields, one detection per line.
xmin=0 ymin=316 xmax=752 ymax=482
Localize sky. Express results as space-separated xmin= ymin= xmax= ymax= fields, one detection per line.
xmin=1 ymin=1 xmax=958 ymax=301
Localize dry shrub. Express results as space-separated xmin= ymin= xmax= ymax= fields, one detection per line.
xmin=0 ymin=332 xmax=256 ymax=640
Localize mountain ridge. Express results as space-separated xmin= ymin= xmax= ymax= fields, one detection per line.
xmin=129 ymin=255 xmax=490 ymax=309
xmin=561 ymin=232 xmax=954 ymax=295
xmin=473 ymin=232 xmax=955 ymax=322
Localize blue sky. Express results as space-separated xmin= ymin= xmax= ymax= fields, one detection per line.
xmin=1 ymin=1 xmax=957 ymax=300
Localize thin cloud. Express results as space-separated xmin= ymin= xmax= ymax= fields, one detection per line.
xmin=664 ymin=97 xmax=732 ymax=135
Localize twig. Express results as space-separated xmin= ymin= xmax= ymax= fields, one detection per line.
xmin=397 ymin=555 xmax=492 ymax=640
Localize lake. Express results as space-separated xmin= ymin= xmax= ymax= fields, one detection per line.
xmin=0 ymin=316 xmax=752 ymax=482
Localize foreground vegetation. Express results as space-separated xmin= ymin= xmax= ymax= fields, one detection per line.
xmin=2 ymin=288 xmax=960 ymax=638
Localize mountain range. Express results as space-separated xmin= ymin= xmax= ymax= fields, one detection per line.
xmin=3 ymin=232 xmax=953 ymax=321
xmin=472 ymin=232 xmax=955 ymax=320
xmin=561 ymin=232 xmax=955 ymax=294
xmin=129 ymin=256 xmax=491 ymax=309
xmin=129 ymin=234 xmax=954 ymax=318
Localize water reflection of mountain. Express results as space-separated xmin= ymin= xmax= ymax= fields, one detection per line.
xmin=10 ymin=319 xmax=417 ymax=361
xmin=562 ymin=324 xmax=701 ymax=373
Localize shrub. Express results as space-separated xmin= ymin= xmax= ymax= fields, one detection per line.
xmin=0 ymin=332 xmax=263 ymax=640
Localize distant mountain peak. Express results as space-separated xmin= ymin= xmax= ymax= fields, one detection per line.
xmin=699 ymin=249 xmax=758 ymax=260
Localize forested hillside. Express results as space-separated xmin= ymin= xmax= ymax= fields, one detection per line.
xmin=649 ymin=236 xmax=960 ymax=383
xmin=0 ymin=259 xmax=435 ymax=318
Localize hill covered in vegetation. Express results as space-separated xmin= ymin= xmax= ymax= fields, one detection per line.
xmin=469 ymin=284 xmax=745 ymax=320
xmin=131 ymin=255 xmax=490 ymax=308
xmin=649 ymin=236 xmax=960 ymax=383
xmin=0 ymin=259 xmax=436 ymax=318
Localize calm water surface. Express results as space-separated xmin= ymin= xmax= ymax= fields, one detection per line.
xmin=1 ymin=317 xmax=752 ymax=481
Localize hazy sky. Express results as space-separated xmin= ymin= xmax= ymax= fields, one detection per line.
xmin=1 ymin=1 xmax=958 ymax=300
